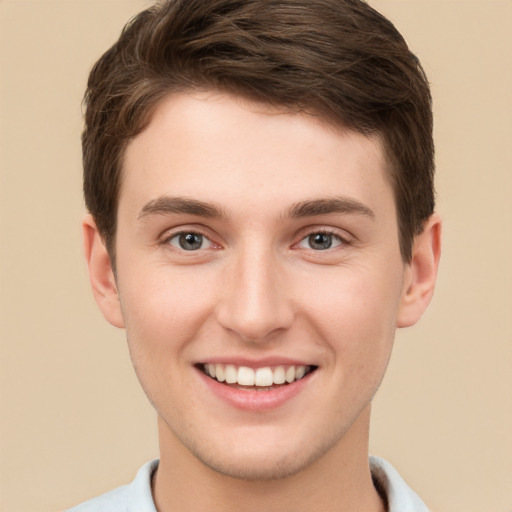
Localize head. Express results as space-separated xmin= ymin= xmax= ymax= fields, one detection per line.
xmin=83 ymin=0 xmax=434 ymax=265
xmin=82 ymin=0 xmax=441 ymax=484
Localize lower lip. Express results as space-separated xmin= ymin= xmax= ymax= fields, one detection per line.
xmin=196 ymin=368 xmax=314 ymax=411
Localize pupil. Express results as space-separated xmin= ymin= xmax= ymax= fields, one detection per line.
xmin=179 ymin=233 xmax=202 ymax=250
xmin=309 ymin=233 xmax=332 ymax=250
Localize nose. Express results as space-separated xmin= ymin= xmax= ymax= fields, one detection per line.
xmin=215 ymin=244 xmax=294 ymax=343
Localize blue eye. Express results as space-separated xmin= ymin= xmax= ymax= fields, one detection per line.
xmin=299 ymin=232 xmax=343 ymax=251
xmin=168 ymin=232 xmax=212 ymax=251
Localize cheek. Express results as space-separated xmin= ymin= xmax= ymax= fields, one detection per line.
xmin=304 ymin=266 xmax=403 ymax=369
xmin=117 ymin=269 xmax=213 ymax=383
xmin=118 ymin=275 xmax=210 ymax=415
xmin=120 ymin=264 xmax=213 ymax=336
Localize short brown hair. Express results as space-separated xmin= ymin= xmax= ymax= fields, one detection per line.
xmin=83 ymin=0 xmax=434 ymax=262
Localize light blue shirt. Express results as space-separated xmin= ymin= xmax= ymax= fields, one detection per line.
xmin=67 ymin=456 xmax=429 ymax=512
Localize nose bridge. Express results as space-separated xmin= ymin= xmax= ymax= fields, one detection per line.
xmin=216 ymin=238 xmax=293 ymax=342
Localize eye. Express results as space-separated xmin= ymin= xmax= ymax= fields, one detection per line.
xmin=298 ymin=231 xmax=344 ymax=251
xmin=167 ymin=232 xmax=213 ymax=251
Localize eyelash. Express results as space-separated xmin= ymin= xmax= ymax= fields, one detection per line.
xmin=162 ymin=229 xmax=216 ymax=252
xmin=161 ymin=228 xmax=351 ymax=253
xmin=295 ymin=229 xmax=350 ymax=251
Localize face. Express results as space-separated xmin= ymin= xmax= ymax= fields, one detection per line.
xmin=96 ymin=91 xmax=415 ymax=479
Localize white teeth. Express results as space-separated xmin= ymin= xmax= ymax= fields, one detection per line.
xmin=273 ymin=366 xmax=286 ymax=385
xmin=237 ymin=366 xmax=255 ymax=386
xmin=207 ymin=364 xmax=216 ymax=378
xmin=255 ymin=367 xmax=273 ymax=387
xmin=285 ymin=366 xmax=296 ymax=383
xmin=204 ymin=363 xmax=311 ymax=387
xmin=215 ymin=364 xmax=225 ymax=382
xmin=225 ymin=364 xmax=237 ymax=384
xmin=295 ymin=365 xmax=306 ymax=380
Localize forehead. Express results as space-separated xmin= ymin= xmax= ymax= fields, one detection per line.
xmin=120 ymin=91 xmax=394 ymax=219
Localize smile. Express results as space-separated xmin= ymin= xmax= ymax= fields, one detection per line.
xmin=200 ymin=363 xmax=316 ymax=390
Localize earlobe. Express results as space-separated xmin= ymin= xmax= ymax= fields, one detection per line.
xmin=397 ymin=213 xmax=442 ymax=328
xmin=82 ymin=214 xmax=125 ymax=328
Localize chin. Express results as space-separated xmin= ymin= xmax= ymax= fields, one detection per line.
xmin=179 ymin=425 xmax=344 ymax=482
xmin=196 ymin=450 xmax=317 ymax=481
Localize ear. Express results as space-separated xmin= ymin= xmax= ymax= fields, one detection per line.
xmin=397 ymin=213 xmax=442 ymax=328
xmin=82 ymin=214 xmax=125 ymax=328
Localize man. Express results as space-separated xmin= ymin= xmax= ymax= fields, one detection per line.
xmin=70 ymin=0 xmax=441 ymax=510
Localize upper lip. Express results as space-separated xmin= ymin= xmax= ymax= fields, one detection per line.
xmin=195 ymin=357 xmax=318 ymax=368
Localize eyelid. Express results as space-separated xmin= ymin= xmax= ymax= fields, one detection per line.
xmin=293 ymin=226 xmax=353 ymax=249
xmin=297 ymin=233 xmax=342 ymax=251
xmin=168 ymin=232 xmax=213 ymax=250
xmin=158 ymin=224 xmax=353 ymax=252
xmin=160 ymin=225 xmax=221 ymax=250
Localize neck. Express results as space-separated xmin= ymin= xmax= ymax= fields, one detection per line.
xmin=152 ymin=406 xmax=385 ymax=512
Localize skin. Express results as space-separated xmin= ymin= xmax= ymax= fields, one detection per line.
xmin=84 ymin=91 xmax=441 ymax=512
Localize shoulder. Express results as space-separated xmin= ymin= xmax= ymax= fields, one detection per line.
xmin=66 ymin=459 xmax=159 ymax=512
xmin=370 ymin=456 xmax=430 ymax=512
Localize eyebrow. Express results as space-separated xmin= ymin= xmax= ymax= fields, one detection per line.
xmin=138 ymin=195 xmax=375 ymax=221
xmin=138 ymin=196 xmax=226 ymax=220
xmin=287 ymin=197 xmax=375 ymax=220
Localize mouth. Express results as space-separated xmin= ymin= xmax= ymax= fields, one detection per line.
xmin=197 ymin=363 xmax=317 ymax=391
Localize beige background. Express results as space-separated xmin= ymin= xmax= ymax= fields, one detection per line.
xmin=0 ymin=0 xmax=511 ymax=511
